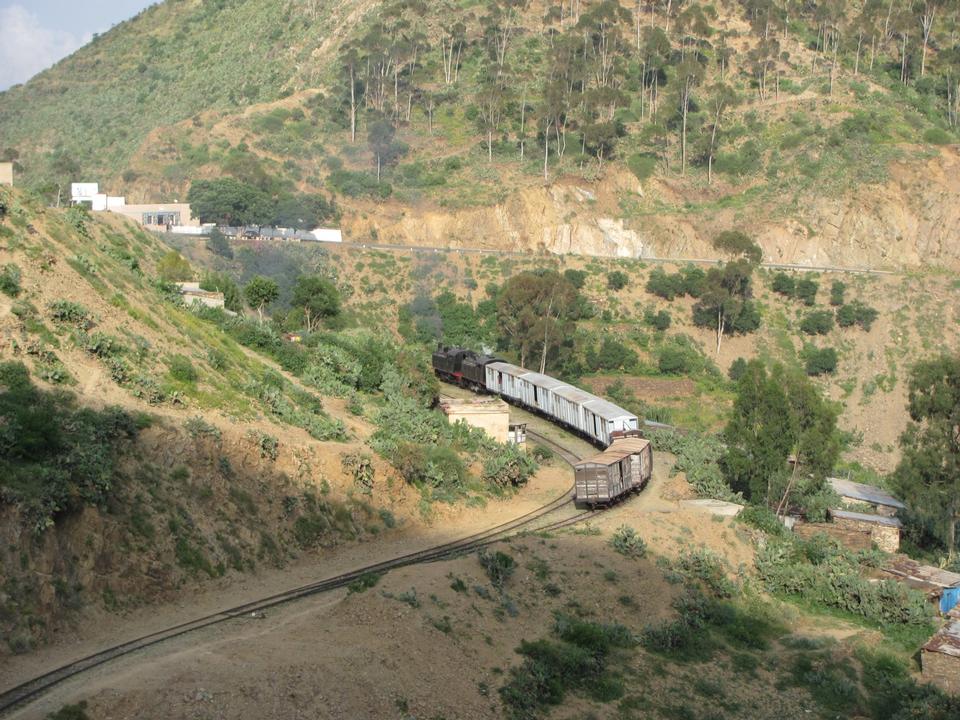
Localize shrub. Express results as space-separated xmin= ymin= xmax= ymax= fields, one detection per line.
xmin=606 ymin=270 xmax=629 ymax=291
xmin=756 ymin=539 xmax=932 ymax=626
xmin=563 ymin=268 xmax=587 ymax=289
xmin=800 ymin=310 xmax=835 ymax=335
xmin=836 ymin=301 xmax=879 ymax=331
xmin=0 ymin=263 xmax=21 ymax=297
xmin=627 ymin=152 xmax=657 ymax=180
xmin=771 ymin=272 xmax=796 ymax=296
xmin=646 ymin=268 xmax=684 ymax=300
xmin=737 ymin=506 xmax=786 ymax=536
xmin=478 ymin=549 xmax=516 ymax=590
xmin=829 ymin=280 xmax=846 ymax=306
xmin=48 ymin=300 xmax=92 ymax=328
xmin=610 ymin=525 xmax=647 ymax=558
xmin=643 ymin=308 xmax=671 ymax=331
xmin=923 ymin=127 xmax=954 ymax=145
xmin=167 ymin=354 xmax=198 ymax=382
xmin=658 ymin=346 xmax=689 ymax=374
xmin=794 ymin=278 xmax=818 ymax=306
xmin=728 ymin=357 xmax=748 ymax=381
xmin=482 ymin=444 xmax=538 ymax=489
xmin=804 ymin=346 xmax=838 ymax=376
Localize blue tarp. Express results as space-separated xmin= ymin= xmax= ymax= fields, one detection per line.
xmin=941 ymin=586 xmax=960 ymax=615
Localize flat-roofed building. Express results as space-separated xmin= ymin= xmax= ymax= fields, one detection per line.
xmin=0 ymin=162 xmax=13 ymax=186
xmin=440 ymin=396 xmax=510 ymax=443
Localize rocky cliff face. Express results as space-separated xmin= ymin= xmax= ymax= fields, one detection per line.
xmin=345 ymin=147 xmax=960 ymax=270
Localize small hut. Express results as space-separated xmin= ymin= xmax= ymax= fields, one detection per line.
xmin=922 ymin=621 xmax=960 ymax=693
xmin=439 ymin=396 xmax=510 ymax=443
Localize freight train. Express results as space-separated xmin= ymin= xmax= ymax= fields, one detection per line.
xmin=431 ymin=346 xmax=652 ymax=505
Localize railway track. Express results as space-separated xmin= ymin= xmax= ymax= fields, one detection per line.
xmin=0 ymin=428 xmax=595 ymax=717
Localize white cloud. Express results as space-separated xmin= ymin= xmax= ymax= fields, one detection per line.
xmin=0 ymin=5 xmax=85 ymax=91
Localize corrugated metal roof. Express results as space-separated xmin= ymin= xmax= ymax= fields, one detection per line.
xmin=575 ymin=438 xmax=650 ymax=468
xmin=519 ymin=372 xmax=570 ymax=391
xmin=923 ymin=621 xmax=960 ymax=658
xmin=884 ymin=558 xmax=960 ymax=591
xmin=583 ymin=398 xmax=635 ymax=420
xmin=487 ymin=362 xmax=527 ymax=376
xmin=830 ymin=508 xmax=903 ymax=528
xmin=829 ymin=478 xmax=906 ymax=509
xmin=553 ymin=385 xmax=599 ymax=404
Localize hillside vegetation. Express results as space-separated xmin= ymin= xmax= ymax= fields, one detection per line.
xmin=0 ymin=187 xmax=543 ymax=655
xmin=1 ymin=0 xmax=959 ymax=266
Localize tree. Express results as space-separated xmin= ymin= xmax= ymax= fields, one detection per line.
xmin=367 ymin=118 xmax=404 ymax=182
xmin=187 ymin=178 xmax=274 ymax=226
xmin=723 ymin=361 xmax=840 ymax=509
xmin=205 ymin=228 xmax=233 ymax=259
xmin=244 ymin=276 xmax=279 ymax=323
xmin=676 ymin=58 xmax=704 ymax=175
xmin=704 ymin=83 xmax=739 ymax=184
xmin=157 ymin=251 xmax=192 ymax=282
xmin=893 ymin=355 xmax=960 ymax=555
xmin=200 ymin=271 xmax=242 ymax=313
xmin=291 ymin=275 xmax=341 ymax=332
xmin=829 ymin=280 xmax=846 ymax=306
xmin=712 ymin=230 xmax=762 ymax=264
xmin=691 ymin=260 xmax=760 ymax=354
xmin=496 ymin=270 xmax=581 ymax=372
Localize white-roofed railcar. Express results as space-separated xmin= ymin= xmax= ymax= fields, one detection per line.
xmin=516 ymin=372 xmax=571 ymax=415
xmin=484 ymin=362 xmax=527 ymax=402
xmin=583 ymin=398 xmax=640 ymax=446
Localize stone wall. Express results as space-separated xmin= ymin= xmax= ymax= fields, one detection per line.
xmin=921 ymin=649 xmax=960 ymax=693
xmin=832 ymin=516 xmax=900 ymax=552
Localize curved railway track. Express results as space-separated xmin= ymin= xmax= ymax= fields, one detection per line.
xmin=0 ymin=428 xmax=597 ymax=716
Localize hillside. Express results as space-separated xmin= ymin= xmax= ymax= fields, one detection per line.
xmin=0 ymin=186 xmax=559 ymax=656
xmin=1 ymin=0 xmax=959 ymax=267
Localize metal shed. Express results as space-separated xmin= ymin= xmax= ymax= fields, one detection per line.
xmin=574 ymin=438 xmax=652 ymax=504
xmin=517 ymin=372 xmax=571 ymax=415
xmin=922 ymin=621 xmax=960 ymax=693
xmin=828 ymin=477 xmax=906 ymax=517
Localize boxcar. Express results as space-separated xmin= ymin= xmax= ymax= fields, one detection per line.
xmin=582 ymin=398 xmax=641 ymax=446
xmin=484 ymin=362 xmax=527 ymax=402
xmin=574 ymin=437 xmax=652 ymax=505
xmin=516 ymin=372 xmax=571 ymax=415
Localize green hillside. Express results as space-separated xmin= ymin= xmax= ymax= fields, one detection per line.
xmin=1 ymin=0 xmax=957 ymax=237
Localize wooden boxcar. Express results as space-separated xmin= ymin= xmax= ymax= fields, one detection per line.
xmin=574 ymin=438 xmax=652 ymax=505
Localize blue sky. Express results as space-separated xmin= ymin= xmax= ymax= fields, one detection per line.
xmin=0 ymin=1 xmax=154 ymax=91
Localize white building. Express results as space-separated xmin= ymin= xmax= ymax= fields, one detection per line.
xmin=70 ymin=183 xmax=199 ymax=229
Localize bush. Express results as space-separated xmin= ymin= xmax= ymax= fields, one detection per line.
xmin=836 ymin=301 xmax=879 ymax=331
xmin=0 ymin=263 xmax=21 ymax=297
xmin=478 ymin=549 xmax=516 ymax=590
xmin=795 ymin=278 xmax=818 ymax=306
xmin=48 ymin=300 xmax=93 ymax=328
xmin=737 ymin=506 xmax=786 ymax=536
xmin=0 ymin=362 xmax=139 ymax=533
xmin=610 ymin=525 xmax=647 ymax=558
xmin=643 ymin=308 xmax=671 ymax=331
xmin=800 ymin=310 xmax=835 ymax=335
xmin=804 ymin=346 xmax=838 ymax=376
xmin=658 ymin=346 xmax=689 ymax=374
xmin=829 ymin=280 xmax=846 ymax=306
xmin=627 ymin=152 xmax=657 ymax=180
xmin=771 ymin=272 xmax=796 ymax=296
xmin=646 ymin=268 xmax=684 ymax=300
xmin=923 ymin=127 xmax=954 ymax=145
xmin=728 ymin=357 xmax=748 ymax=381
xmin=756 ymin=539 xmax=932 ymax=626
xmin=563 ymin=268 xmax=587 ymax=289
xmin=482 ymin=444 xmax=538 ymax=489
xmin=606 ymin=270 xmax=629 ymax=291
xmin=167 ymin=354 xmax=198 ymax=382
